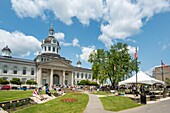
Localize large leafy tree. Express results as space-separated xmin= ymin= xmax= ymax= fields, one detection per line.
xmin=88 ymin=42 xmax=139 ymax=88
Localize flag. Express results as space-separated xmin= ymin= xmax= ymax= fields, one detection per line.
xmin=134 ymin=48 xmax=138 ymax=59
xmin=161 ymin=61 xmax=167 ymax=68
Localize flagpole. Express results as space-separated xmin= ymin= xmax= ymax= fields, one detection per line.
xmin=161 ymin=60 xmax=167 ymax=98
xmin=161 ymin=60 xmax=164 ymax=81
xmin=135 ymin=47 xmax=138 ymax=96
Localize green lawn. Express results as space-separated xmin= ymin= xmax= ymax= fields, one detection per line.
xmin=100 ymin=96 xmax=141 ymax=112
xmin=0 ymin=90 xmax=34 ymax=102
xmin=91 ymin=91 xmax=112 ymax=95
xmin=14 ymin=93 xmax=88 ymax=113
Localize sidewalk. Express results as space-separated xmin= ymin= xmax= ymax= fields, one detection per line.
xmin=83 ymin=91 xmax=114 ymax=113
xmin=83 ymin=91 xmax=170 ymax=113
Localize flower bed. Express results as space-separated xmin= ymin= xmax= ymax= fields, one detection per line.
xmin=60 ymin=98 xmax=78 ymax=103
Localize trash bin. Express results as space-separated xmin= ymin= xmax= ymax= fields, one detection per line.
xmin=140 ymin=93 xmax=146 ymax=104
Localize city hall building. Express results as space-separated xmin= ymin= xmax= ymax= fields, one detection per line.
xmin=0 ymin=27 xmax=92 ymax=87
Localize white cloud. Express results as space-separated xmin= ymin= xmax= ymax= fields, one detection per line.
xmin=11 ymin=0 xmax=48 ymax=19
xmin=11 ymin=0 xmax=103 ymax=25
xmin=76 ymin=54 xmax=79 ymax=58
xmin=127 ymin=46 xmax=139 ymax=55
xmin=72 ymin=38 xmax=80 ymax=47
xmin=80 ymin=46 xmax=95 ymax=62
xmin=99 ymin=0 xmax=170 ymax=47
xmin=60 ymin=37 xmax=80 ymax=47
xmin=60 ymin=41 xmax=72 ymax=46
xmin=11 ymin=0 xmax=170 ymax=47
xmin=0 ymin=29 xmax=41 ymax=57
xmin=126 ymin=38 xmax=136 ymax=43
xmin=54 ymin=32 xmax=65 ymax=40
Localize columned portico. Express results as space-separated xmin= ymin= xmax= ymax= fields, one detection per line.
xmin=71 ymin=72 xmax=74 ymax=85
xmin=63 ymin=70 xmax=65 ymax=85
xmin=37 ymin=68 xmax=42 ymax=86
xmin=50 ymin=69 xmax=53 ymax=88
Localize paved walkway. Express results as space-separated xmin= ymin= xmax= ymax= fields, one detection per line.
xmin=83 ymin=91 xmax=170 ymax=113
xmin=83 ymin=91 xmax=113 ymax=113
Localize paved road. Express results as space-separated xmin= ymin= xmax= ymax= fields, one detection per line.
xmin=118 ymin=99 xmax=170 ymax=113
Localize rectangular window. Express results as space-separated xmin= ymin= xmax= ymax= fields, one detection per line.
xmin=53 ymin=47 xmax=55 ymax=52
xmin=44 ymin=46 xmax=46 ymax=51
xmin=14 ymin=70 xmax=17 ymax=74
xmin=31 ymin=69 xmax=34 ymax=75
xmin=14 ymin=67 xmax=17 ymax=74
xmin=48 ymin=46 xmax=51 ymax=51
xmin=23 ymin=68 xmax=26 ymax=75
xmin=3 ymin=66 xmax=7 ymax=74
xmin=77 ymin=73 xmax=79 ymax=78
xmin=85 ymin=74 xmax=87 ymax=79
xmin=81 ymin=73 xmax=83 ymax=78
xmin=89 ymin=74 xmax=91 ymax=79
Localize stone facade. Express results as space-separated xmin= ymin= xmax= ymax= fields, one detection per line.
xmin=0 ymin=27 xmax=92 ymax=87
xmin=154 ymin=66 xmax=170 ymax=81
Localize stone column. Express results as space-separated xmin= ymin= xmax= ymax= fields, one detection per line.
xmin=71 ymin=72 xmax=74 ymax=86
xmin=63 ymin=70 xmax=65 ymax=85
xmin=37 ymin=68 xmax=42 ymax=86
xmin=50 ymin=69 xmax=53 ymax=88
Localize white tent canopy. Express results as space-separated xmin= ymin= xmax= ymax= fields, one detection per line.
xmin=119 ymin=71 xmax=165 ymax=86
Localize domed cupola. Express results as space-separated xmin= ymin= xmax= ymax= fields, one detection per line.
xmin=2 ymin=45 xmax=12 ymax=58
xmin=41 ymin=26 xmax=61 ymax=55
xmin=77 ymin=60 xmax=82 ymax=68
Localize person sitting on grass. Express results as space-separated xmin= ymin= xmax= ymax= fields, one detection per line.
xmin=45 ymin=85 xmax=52 ymax=96
xmin=33 ymin=87 xmax=43 ymax=100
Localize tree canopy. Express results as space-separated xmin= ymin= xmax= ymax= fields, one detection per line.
xmin=0 ymin=78 xmax=9 ymax=85
xmin=26 ymin=80 xmax=37 ymax=85
xmin=88 ymin=42 xmax=140 ymax=88
xmin=10 ymin=78 xmax=21 ymax=85
xmin=77 ymin=80 xmax=99 ymax=86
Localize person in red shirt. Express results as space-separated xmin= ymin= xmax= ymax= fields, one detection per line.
xmin=33 ymin=87 xmax=42 ymax=100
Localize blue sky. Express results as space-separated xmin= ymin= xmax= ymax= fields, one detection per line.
xmin=0 ymin=0 xmax=170 ymax=73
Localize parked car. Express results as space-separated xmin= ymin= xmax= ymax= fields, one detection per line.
xmin=1 ymin=85 xmax=10 ymax=90
xmin=22 ymin=86 xmax=27 ymax=91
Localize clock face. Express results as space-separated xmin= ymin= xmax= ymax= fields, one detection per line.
xmin=53 ymin=39 xmax=56 ymax=43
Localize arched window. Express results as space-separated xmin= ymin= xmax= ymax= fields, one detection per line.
xmin=53 ymin=47 xmax=55 ymax=52
xmin=44 ymin=46 xmax=46 ymax=51
xmin=57 ymin=49 xmax=58 ymax=53
xmin=48 ymin=46 xmax=51 ymax=51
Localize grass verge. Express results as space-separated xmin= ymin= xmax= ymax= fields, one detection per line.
xmin=0 ymin=90 xmax=33 ymax=102
xmin=14 ymin=92 xmax=88 ymax=113
xmin=91 ymin=91 xmax=112 ymax=95
xmin=100 ymin=96 xmax=141 ymax=112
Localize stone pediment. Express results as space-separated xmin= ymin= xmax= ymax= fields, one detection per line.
xmin=39 ymin=59 xmax=73 ymax=70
